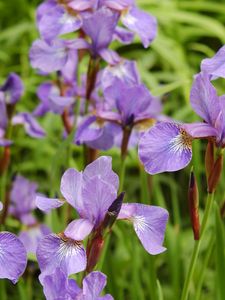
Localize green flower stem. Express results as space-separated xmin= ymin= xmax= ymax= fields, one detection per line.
xmin=119 ymin=157 xmax=126 ymax=193
xmin=140 ymin=167 xmax=158 ymax=300
xmin=181 ymin=192 xmax=214 ymax=300
xmin=195 ymin=234 xmax=215 ymax=300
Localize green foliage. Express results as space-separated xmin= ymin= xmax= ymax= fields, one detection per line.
xmin=1 ymin=0 xmax=225 ymax=299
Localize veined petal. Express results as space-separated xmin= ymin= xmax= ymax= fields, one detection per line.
xmin=201 ymin=45 xmax=225 ymax=79
xmin=37 ymin=234 xmax=86 ymax=279
xmin=81 ymin=176 xmax=117 ymax=225
xmin=82 ymin=271 xmax=113 ymax=299
xmin=0 ymin=232 xmax=27 ymax=283
xmin=36 ymin=195 xmax=65 ymax=213
xmin=83 ymin=156 xmax=119 ymax=190
xmin=190 ymin=72 xmax=221 ymax=126
xmin=122 ymin=7 xmax=157 ymax=48
xmin=138 ymin=122 xmax=193 ymax=174
xmin=118 ymin=204 xmax=169 ymax=255
xmin=64 ymin=219 xmax=94 ymax=241
xmin=60 ymin=168 xmax=84 ymax=214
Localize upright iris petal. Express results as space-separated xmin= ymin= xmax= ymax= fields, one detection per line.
xmin=201 ymin=45 xmax=225 ymax=79
xmin=0 ymin=232 xmax=27 ymax=283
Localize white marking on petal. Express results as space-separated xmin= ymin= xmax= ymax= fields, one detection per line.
xmin=169 ymin=128 xmax=192 ymax=154
xmin=133 ymin=215 xmax=150 ymax=233
xmin=59 ymin=13 xmax=78 ymax=25
xmin=57 ymin=234 xmax=82 ymax=261
xmin=123 ymin=13 xmax=137 ymax=26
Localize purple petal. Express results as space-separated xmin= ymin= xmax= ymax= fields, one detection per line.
xmin=60 ymin=168 xmax=84 ymax=214
xmin=37 ymin=234 xmax=86 ymax=278
xmin=122 ymin=7 xmax=157 ymax=48
xmin=64 ymin=219 xmax=94 ymax=240
xmin=38 ymin=5 xmax=82 ymax=42
xmin=61 ymin=49 xmax=78 ymax=83
xmin=81 ymin=176 xmax=117 ymax=225
xmin=101 ymin=60 xmax=140 ymax=90
xmin=201 ymin=45 xmax=225 ymax=79
xmin=0 ymin=232 xmax=27 ymax=283
xmin=30 ymin=39 xmax=68 ymax=73
xmin=118 ymin=203 xmax=169 ymax=255
xmin=0 ymin=92 xmax=8 ymax=129
xmin=102 ymin=0 xmax=134 ymax=10
xmin=83 ymin=156 xmax=119 ymax=190
xmin=36 ymin=195 xmax=65 ymax=213
xmin=19 ymin=225 xmax=51 ymax=254
xmin=183 ymin=122 xmax=218 ymax=138
xmin=82 ymin=8 xmax=119 ymax=53
xmin=68 ymin=0 xmax=95 ymax=11
xmin=99 ymin=48 xmax=121 ymax=65
xmin=0 ymin=202 xmax=3 ymax=211
xmin=82 ymin=271 xmax=111 ymax=299
xmin=190 ymin=72 xmax=221 ymax=126
xmin=0 ymin=73 xmax=24 ymax=104
xmin=12 ymin=113 xmax=46 ymax=138
xmin=75 ymin=116 xmax=104 ymax=145
xmin=138 ymin=122 xmax=193 ymax=174
xmin=113 ymin=26 xmax=134 ymax=44
xmin=42 ymin=267 xmax=81 ymax=300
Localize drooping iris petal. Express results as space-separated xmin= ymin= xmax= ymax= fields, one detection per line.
xmin=42 ymin=267 xmax=81 ymax=300
xmin=82 ymin=271 xmax=113 ymax=300
xmin=0 ymin=73 xmax=24 ymax=104
xmin=190 ymin=72 xmax=221 ymax=126
xmin=37 ymin=234 xmax=86 ymax=279
xmin=201 ymin=45 xmax=225 ymax=79
xmin=122 ymin=7 xmax=157 ymax=48
xmin=38 ymin=5 xmax=82 ymax=42
xmin=113 ymin=26 xmax=134 ymax=44
xmin=118 ymin=204 xmax=169 ymax=255
xmin=83 ymin=156 xmax=119 ymax=190
xmin=30 ymin=39 xmax=68 ymax=73
xmin=75 ymin=116 xmax=104 ymax=145
xmin=60 ymin=168 xmax=84 ymax=214
xmin=64 ymin=219 xmax=94 ymax=240
xmin=138 ymin=122 xmax=193 ymax=174
xmin=19 ymin=225 xmax=51 ymax=254
xmin=36 ymin=195 xmax=65 ymax=213
xmin=81 ymin=176 xmax=117 ymax=225
xmin=0 ymin=232 xmax=27 ymax=283
xmin=12 ymin=113 xmax=45 ymax=138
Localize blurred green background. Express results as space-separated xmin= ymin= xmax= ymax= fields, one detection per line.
xmin=1 ymin=0 xmax=225 ymax=299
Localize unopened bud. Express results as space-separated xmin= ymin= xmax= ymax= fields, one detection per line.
xmin=102 ymin=192 xmax=125 ymax=230
xmin=205 ymin=140 xmax=214 ymax=180
xmin=208 ymin=154 xmax=223 ymax=193
xmin=188 ymin=169 xmax=200 ymax=240
xmin=86 ymin=235 xmax=104 ymax=273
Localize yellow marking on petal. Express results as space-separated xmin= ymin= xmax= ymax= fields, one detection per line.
xmin=135 ymin=118 xmax=156 ymax=131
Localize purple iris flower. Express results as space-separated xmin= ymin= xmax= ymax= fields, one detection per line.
xmin=9 ymin=175 xmax=38 ymax=225
xmin=201 ymin=45 xmax=225 ymax=79
xmin=37 ymin=1 xmax=82 ymax=43
xmin=12 ymin=112 xmax=46 ymax=138
xmin=138 ymin=72 xmax=222 ymax=174
xmin=99 ymin=0 xmax=157 ymax=48
xmin=0 ymin=72 xmax=24 ymax=104
xmin=0 ymin=92 xmax=12 ymax=147
xmin=36 ymin=156 xmax=168 ymax=278
xmin=0 ymin=202 xmax=27 ymax=283
xmin=41 ymin=268 xmax=113 ymax=300
xmin=33 ymin=81 xmax=76 ymax=117
xmin=76 ymin=7 xmax=121 ymax=65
